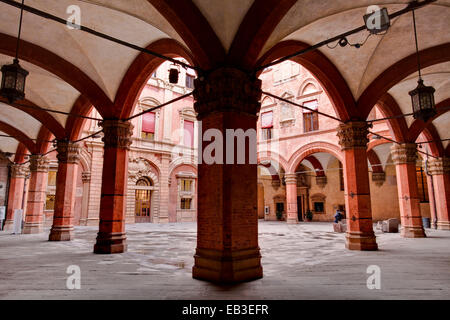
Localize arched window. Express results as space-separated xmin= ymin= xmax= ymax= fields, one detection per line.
xmin=135 ymin=177 xmax=153 ymax=223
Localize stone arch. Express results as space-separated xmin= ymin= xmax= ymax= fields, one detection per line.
xmin=298 ymin=78 xmax=321 ymax=98
xmin=287 ymin=142 xmax=343 ymax=174
xmin=257 ymin=151 xmax=289 ymax=175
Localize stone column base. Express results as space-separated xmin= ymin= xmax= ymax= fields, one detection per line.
xmin=193 ymin=247 xmax=263 ymax=284
xmin=3 ymin=220 xmax=14 ymax=231
xmin=346 ymin=231 xmax=378 ymax=251
xmin=287 ymin=218 xmax=299 ymax=224
xmin=437 ymin=221 xmax=450 ymax=230
xmin=86 ymin=218 xmax=99 ymax=227
xmin=94 ymin=232 xmax=127 ymax=254
xmin=23 ymin=223 xmax=43 ymax=234
xmin=401 ymin=226 xmax=426 ymax=238
xmin=49 ymin=226 xmax=74 ymax=241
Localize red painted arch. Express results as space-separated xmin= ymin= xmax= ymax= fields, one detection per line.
xmin=375 ymin=93 xmax=408 ymax=143
xmin=66 ymin=95 xmax=95 ymax=141
xmin=0 ymin=97 xmax=66 ymax=139
xmin=419 ymin=124 xmax=444 ymax=158
xmin=0 ymin=33 xmax=114 ymax=118
xmin=257 ymin=40 xmax=356 ymax=122
xmin=357 ymin=43 xmax=450 ymax=118
xmin=287 ymin=141 xmax=343 ymax=174
xmin=14 ymin=143 xmax=28 ymax=163
xmin=147 ymin=0 xmax=225 ymax=69
xmin=115 ymin=39 xmax=196 ymax=119
xmin=367 ymin=149 xmax=383 ymax=174
xmin=304 ymin=155 xmax=325 ymax=177
xmin=0 ymin=120 xmax=37 ymax=154
xmin=228 ymin=0 xmax=297 ymax=70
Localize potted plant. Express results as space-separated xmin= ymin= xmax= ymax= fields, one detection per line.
xmin=305 ymin=210 xmax=313 ymax=222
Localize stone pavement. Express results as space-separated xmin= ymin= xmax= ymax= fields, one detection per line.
xmin=0 ymin=221 xmax=449 ymax=300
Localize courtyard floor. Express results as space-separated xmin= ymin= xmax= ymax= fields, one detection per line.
xmin=0 ymin=221 xmax=449 ymax=300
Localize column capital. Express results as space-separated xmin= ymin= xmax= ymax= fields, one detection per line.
xmin=426 ymin=157 xmax=450 ymax=175
xmin=391 ymin=143 xmax=417 ymax=165
xmin=337 ymin=121 xmax=369 ymax=150
xmin=82 ymin=171 xmax=91 ymax=183
xmin=56 ymin=140 xmax=81 ymax=164
xmin=193 ymin=67 xmax=262 ymax=119
xmin=100 ymin=119 xmax=134 ymax=150
xmin=29 ymin=155 xmax=49 ymax=172
xmin=316 ymin=175 xmax=328 ymax=188
xmin=284 ymin=173 xmax=297 ymax=185
xmin=10 ymin=163 xmax=29 ymax=178
xmin=371 ymin=172 xmax=386 ymax=186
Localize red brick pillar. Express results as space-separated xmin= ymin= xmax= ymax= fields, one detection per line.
xmin=285 ymin=173 xmax=298 ymax=224
xmin=337 ymin=121 xmax=378 ymax=250
xmin=192 ymin=68 xmax=263 ymax=283
xmin=94 ymin=119 xmax=133 ymax=254
xmin=49 ymin=141 xmax=81 ymax=241
xmin=391 ymin=143 xmax=426 ymax=238
xmin=427 ymin=157 xmax=450 ymax=230
xmin=4 ymin=164 xmax=28 ymax=231
xmin=23 ymin=155 xmax=49 ymax=234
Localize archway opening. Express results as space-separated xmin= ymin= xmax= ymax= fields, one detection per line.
xmin=135 ymin=177 xmax=153 ymax=223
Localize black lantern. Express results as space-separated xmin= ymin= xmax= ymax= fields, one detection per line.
xmin=1 ymin=59 xmax=29 ymax=103
xmin=0 ymin=0 xmax=28 ymax=104
xmin=168 ymin=64 xmax=180 ymax=84
xmin=409 ymin=9 xmax=436 ymax=122
xmin=409 ymin=79 xmax=436 ymax=122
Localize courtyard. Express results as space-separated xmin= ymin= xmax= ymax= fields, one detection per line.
xmin=0 ymin=221 xmax=449 ymax=300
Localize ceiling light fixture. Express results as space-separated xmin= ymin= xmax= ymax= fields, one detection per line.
xmin=0 ymin=0 xmax=29 ymax=104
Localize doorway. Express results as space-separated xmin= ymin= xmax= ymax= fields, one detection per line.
xmin=135 ymin=177 xmax=152 ymax=223
xmin=297 ymin=196 xmax=303 ymax=221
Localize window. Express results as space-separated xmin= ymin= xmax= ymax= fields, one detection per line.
xmin=185 ymin=75 xmax=195 ymax=89
xmin=181 ymin=179 xmax=192 ymax=192
xmin=181 ymin=198 xmax=192 ymax=210
xmin=276 ymin=202 xmax=284 ymax=213
xmin=45 ymin=195 xmax=55 ymax=210
xmin=47 ymin=171 xmax=57 ymax=186
xmin=184 ymin=120 xmax=194 ymax=147
xmin=261 ymin=111 xmax=273 ymax=141
xmin=142 ymin=112 xmax=155 ymax=140
xmin=303 ymin=100 xmax=319 ymax=132
xmin=416 ymin=166 xmax=429 ymax=203
xmin=314 ymin=202 xmax=324 ymax=213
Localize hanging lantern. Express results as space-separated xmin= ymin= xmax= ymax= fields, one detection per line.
xmin=409 ymin=79 xmax=436 ymax=122
xmin=408 ymin=9 xmax=436 ymax=123
xmin=168 ymin=64 xmax=180 ymax=84
xmin=0 ymin=59 xmax=29 ymax=103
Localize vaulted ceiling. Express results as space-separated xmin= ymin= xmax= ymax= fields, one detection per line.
xmin=0 ymin=0 xmax=448 ymax=161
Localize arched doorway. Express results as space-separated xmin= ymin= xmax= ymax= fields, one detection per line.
xmin=135 ymin=177 xmax=153 ymax=223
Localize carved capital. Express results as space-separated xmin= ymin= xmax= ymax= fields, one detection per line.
xmin=193 ymin=68 xmax=262 ymax=119
xmin=337 ymin=121 xmax=369 ymax=150
xmin=10 ymin=163 xmax=29 ymax=178
xmin=100 ymin=120 xmax=134 ymax=149
xmin=29 ymin=155 xmax=49 ymax=173
xmin=391 ymin=143 xmax=417 ymax=165
xmin=284 ymin=173 xmax=297 ymax=185
xmin=56 ymin=140 xmax=81 ymax=164
xmin=316 ymin=176 xmax=328 ymax=188
xmin=82 ymin=171 xmax=91 ymax=183
xmin=426 ymin=157 xmax=450 ymax=176
xmin=372 ymin=172 xmax=386 ymax=187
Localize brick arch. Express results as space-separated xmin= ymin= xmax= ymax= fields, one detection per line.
xmin=67 ymin=96 xmax=94 ymax=141
xmin=0 ymin=97 xmax=66 ymax=139
xmin=298 ymin=77 xmax=321 ymax=97
xmin=0 ymin=33 xmax=114 ymax=118
xmin=257 ymin=151 xmax=289 ymax=174
xmin=78 ymin=147 xmax=92 ymax=174
xmin=0 ymin=120 xmax=37 ymax=154
xmin=287 ymin=142 xmax=343 ymax=174
xmin=14 ymin=143 xmax=28 ymax=164
xmin=257 ymin=40 xmax=356 ymax=122
xmin=419 ymin=124 xmax=445 ymax=158
xmin=304 ymin=155 xmax=325 ymax=177
xmin=367 ymin=149 xmax=383 ymax=174
xmin=407 ymin=99 xmax=450 ymax=142
xmin=357 ymin=43 xmax=450 ymax=119
xmin=375 ymin=93 xmax=408 ymax=143
xmin=115 ymin=38 xmax=197 ymax=119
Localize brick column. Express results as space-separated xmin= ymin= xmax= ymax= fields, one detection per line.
xmin=49 ymin=141 xmax=81 ymax=241
xmin=285 ymin=173 xmax=298 ymax=224
xmin=4 ymin=164 xmax=28 ymax=231
xmin=192 ymin=68 xmax=263 ymax=283
xmin=337 ymin=121 xmax=378 ymax=251
xmin=79 ymin=172 xmax=91 ymax=226
xmin=23 ymin=155 xmax=49 ymax=234
xmin=94 ymin=119 xmax=133 ymax=254
xmin=391 ymin=143 xmax=426 ymax=238
xmin=427 ymin=157 xmax=450 ymax=230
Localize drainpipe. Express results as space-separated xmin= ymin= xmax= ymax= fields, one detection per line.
xmin=425 ymin=156 xmax=438 ymax=229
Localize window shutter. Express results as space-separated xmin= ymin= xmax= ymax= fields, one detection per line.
xmin=142 ymin=112 xmax=155 ymax=133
